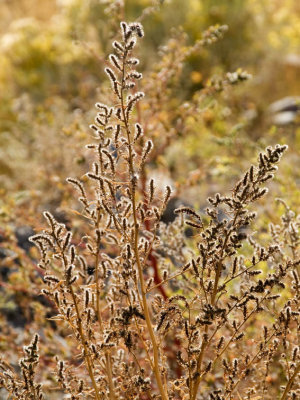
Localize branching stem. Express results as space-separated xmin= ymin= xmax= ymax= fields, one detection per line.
xmin=280 ymin=363 xmax=300 ymax=400
xmin=120 ymin=47 xmax=168 ymax=400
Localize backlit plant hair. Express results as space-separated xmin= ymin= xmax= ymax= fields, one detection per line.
xmin=1 ymin=21 xmax=299 ymax=400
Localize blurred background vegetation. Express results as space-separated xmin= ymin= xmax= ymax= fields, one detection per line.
xmin=0 ymin=0 xmax=299 ymax=208
xmin=0 ymin=0 xmax=299 ymax=285
xmin=0 ymin=1 xmax=299 ymax=395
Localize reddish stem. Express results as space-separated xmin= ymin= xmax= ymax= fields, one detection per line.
xmin=136 ymin=98 xmax=182 ymax=379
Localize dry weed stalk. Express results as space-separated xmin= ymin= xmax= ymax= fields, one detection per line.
xmin=1 ymin=21 xmax=299 ymax=400
xmin=0 ymin=334 xmax=44 ymax=400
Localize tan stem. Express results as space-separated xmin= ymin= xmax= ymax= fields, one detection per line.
xmin=69 ymin=284 xmax=101 ymax=400
xmin=280 ymin=363 xmax=300 ymax=400
xmin=61 ymin=250 xmax=101 ymax=400
xmin=120 ymin=48 xmax=168 ymax=400
xmin=191 ymin=212 xmax=241 ymax=400
xmin=94 ymin=229 xmax=116 ymax=400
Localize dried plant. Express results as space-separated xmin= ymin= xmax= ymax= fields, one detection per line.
xmin=1 ymin=21 xmax=299 ymax=400
xmin=0 ymin=334 xmax=44 ymax=399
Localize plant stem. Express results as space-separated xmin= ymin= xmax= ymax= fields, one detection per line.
xmin=69 ymin=283 xmax=101 ymax=400
xmin=280 ymin=363 xmax=300 ymax=400
xmin=191 ymin=212 xmax=240 ymax=400
xmin=94 ymin=222 xmax=116 ymax=400
xmin=61 ymin=250 xmax=101 ymax=400
xmin=120 ymin=49 xmax=168 ymax=400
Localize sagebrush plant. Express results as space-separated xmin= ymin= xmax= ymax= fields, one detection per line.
xmin=1 ymin=21 xmax=299 ymax=400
